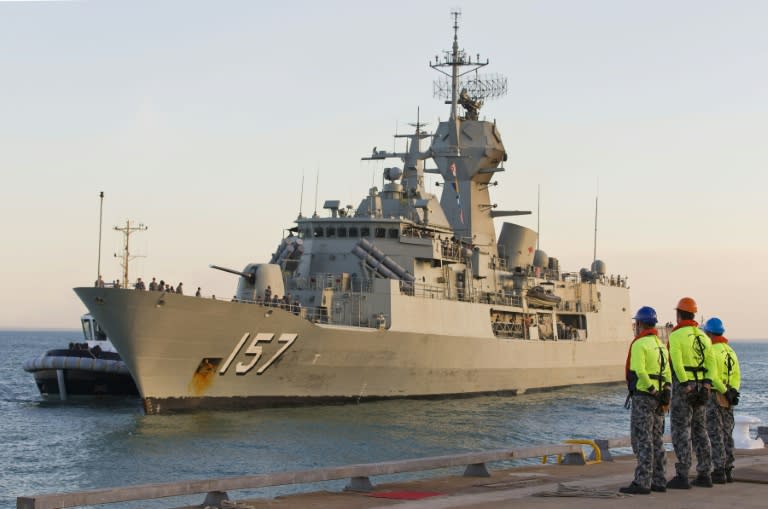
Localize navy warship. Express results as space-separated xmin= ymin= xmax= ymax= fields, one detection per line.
xmin=75 ymin=15 xmax=632 ymax=414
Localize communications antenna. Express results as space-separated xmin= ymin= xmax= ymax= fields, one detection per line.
xmin=592 ymin=178 xmax=599 ymax=264
xmin=313 ymin=170 xmax=319 ymax=217
xmin=97 ymin=191 xmax=104 ymax=282
xmin=407 ymin=106 xmax=429 ymax=135
xmin=114 ymin=220 xmax=148 ymax=288
xmin=430 ymin=10 xmax=507 ymax=120
xmin=298 ymin=171 xmax=305 ymax=218
xmin=537 ymin=184 xmax=541 ymax=250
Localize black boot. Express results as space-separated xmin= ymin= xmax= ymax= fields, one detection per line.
xmin=691 ymin=473 xmax=713 ymax=487
xmin=711 ymin=469 xmax=727 ymax=484
xmin=651 ymin=484 xmax=667 ymax=492
xmin=619 ymin=482 xmax=651 ymax=495
xmin=726 ymin=468 xmax=734 ymax=483
xmin=666 ymin=475 xmax=691 ymax=489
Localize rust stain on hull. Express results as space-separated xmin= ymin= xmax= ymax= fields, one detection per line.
xmin=189 ymin=358 xmax=221 ymax=396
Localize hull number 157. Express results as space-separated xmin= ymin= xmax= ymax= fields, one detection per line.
xmin=219 ymin=333 xmax=298 ymax=376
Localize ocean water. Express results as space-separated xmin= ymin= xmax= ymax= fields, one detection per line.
xmin=2 ymin=330 xmax=766 ymax=509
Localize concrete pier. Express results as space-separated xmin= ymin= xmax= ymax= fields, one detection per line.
xmin=19 ymin=445 xmax=767 ymax=509
xmin=209 ymin=449 xmax=768 ymax=509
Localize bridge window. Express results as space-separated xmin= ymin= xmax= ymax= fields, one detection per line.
xmin=313 ymin=227 xmax=324 ymax=238
xmin=94 ymin=322 xmax=107 ymax=341
xmin=375 ymin=227 xmax=386 ymax=238
xmin=337 ymin=227 xmax=347 ymax=238
xmin=326 ymin=227 xmax=336 ymax=237
xmin=348 ymin=227 xmax=359 ymax=237
xmin=81 ymin=319 xmax=92 ymax=341
xmin=388 ymin=228 xmax=399 ymax=239
xmin=361 ymin=226 xmax=370 ymax=237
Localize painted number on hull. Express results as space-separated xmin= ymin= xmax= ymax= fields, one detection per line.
xmin=219 ymin=333 xmax=297 ymax=376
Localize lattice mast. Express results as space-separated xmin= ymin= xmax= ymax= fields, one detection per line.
xmin=114 ymin=220 xmax=148 ymax=288
xmin=428 ymin=12 xmax=525 ymax=250
xmin=431 ymin=11 xmax=507 ymax=123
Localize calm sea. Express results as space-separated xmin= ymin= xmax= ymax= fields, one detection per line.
xmin=2 ymin=330 xmax=766 ymax=509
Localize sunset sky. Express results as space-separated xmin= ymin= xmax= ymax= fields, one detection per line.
xmin=1 ymin=1 xmax=766 ymax=338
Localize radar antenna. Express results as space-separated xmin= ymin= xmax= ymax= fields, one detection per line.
xmin=430 ymin=10 xmax=507 ymax=120
xmin=407 ymin=106 xmax=429 ymax=135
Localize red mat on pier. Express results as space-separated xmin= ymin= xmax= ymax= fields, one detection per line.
xmin=368 ymin=491 xmax=443 ymax=500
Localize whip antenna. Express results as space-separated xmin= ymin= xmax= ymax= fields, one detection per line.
xmin=97 ymin=191 xmax=104 ymax=282
xmin=298 ymin=171 xmax=305 ymax=218
xmin=593 ymin=178 xmax=599 ymax=264
xmin=313 ymin=169 xmax=319 ymax=217
xmin=537 ymin=185 xmax=542 ymax=250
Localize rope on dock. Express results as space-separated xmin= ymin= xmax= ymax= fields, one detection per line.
xmin=207 ymin=501 xmax=256 ymax=509
xmin=532 ymin=483 xmax=628 ymax=498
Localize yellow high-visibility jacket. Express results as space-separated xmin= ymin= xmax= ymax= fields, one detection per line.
xmin=629 ymin=333 xmax=671 ymax=393
xmin=712 ymin=340 xmax=741 ymax=392
xmin=668 ymin=324 xmax=726 ymax=393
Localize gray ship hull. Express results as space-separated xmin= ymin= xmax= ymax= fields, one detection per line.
xmin=75 ymin=287 xmax=630 ymax=414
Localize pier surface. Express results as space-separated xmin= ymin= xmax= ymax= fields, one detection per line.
xmin=19 ymin=445 xmax=767 ymax=509
xmin=213 ymin=449 xmax=768 ymax=509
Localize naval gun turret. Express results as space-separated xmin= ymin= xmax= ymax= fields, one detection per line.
xmin=210 ymin=263 xmax=285 ymax=302
xmin=210 ymin=264 xmax=256 ymax=283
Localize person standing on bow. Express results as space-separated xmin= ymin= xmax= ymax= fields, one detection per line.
xmin=702 ymin=317 xmax=741 ymax=484
xmin=667 ymin=297 xmax=725 ymax=489
xmin=620 ymin=306 xmax=672 ymax=495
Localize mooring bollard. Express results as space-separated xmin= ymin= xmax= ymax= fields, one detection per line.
xmin=733 ymin=415 xmax=765 ymax=449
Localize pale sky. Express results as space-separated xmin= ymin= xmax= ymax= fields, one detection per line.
xmin=1 ymin=1 xmax=766 ymax=338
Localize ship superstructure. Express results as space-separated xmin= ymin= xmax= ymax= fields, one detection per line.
xmin=75 ymin=15 xmax=632 ymax=414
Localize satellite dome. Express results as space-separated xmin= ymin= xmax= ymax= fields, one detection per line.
xmin=591 ymin=259 xmax=607 ymax=275
xmin=383 ymin=167 xmax=403 ymax=181
xmin=533 ymin=250 xmax=548 ymax=268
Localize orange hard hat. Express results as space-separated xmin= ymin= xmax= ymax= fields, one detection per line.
xmin=676 ymin=297 xmax=698 ymax=313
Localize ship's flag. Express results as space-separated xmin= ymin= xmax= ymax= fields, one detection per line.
xmin=450 ymin=162 xmax=464 ymax=224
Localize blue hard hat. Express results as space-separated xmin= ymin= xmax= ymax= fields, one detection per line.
xmin=633 ymin=306 xmax=658 ymax=326
xmin=703 ymin=317 xmax=725 ymax=335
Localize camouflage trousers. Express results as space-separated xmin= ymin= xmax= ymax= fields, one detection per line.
xmin=670 ymin=381 xmax=712 ymax=476
xmin=707 ymin=394 xmax=735 ymax=471
xmin=630 ymin=393 xmax=666 ymax=489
